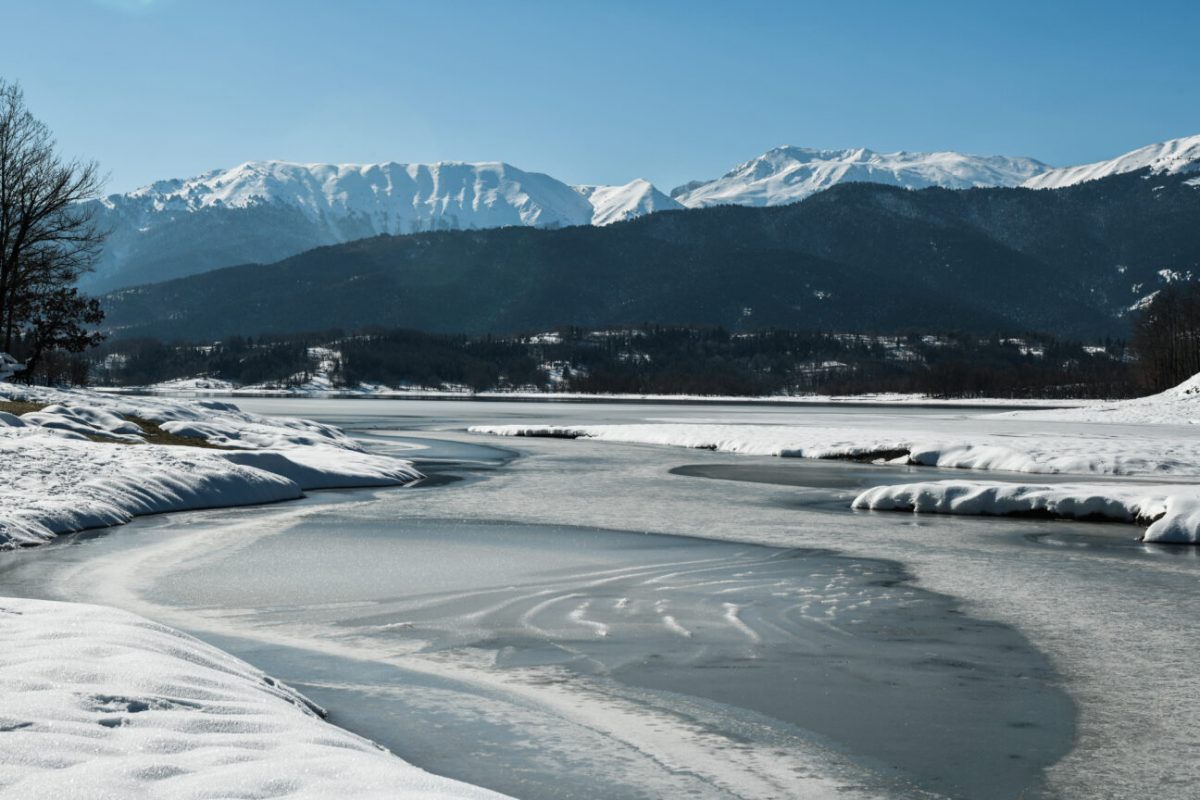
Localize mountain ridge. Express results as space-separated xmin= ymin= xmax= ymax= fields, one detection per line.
xmin=84 ymin=134 xmax=1200 ymax=294
xmin=100 ymin=169 xmax=1200 ymax=342
xmin=1022 ymin=134 xmax=1200 ymax=189
xmin=670 ymin=145 xmax=1050 ymax=207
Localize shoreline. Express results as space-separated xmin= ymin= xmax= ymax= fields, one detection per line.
xmin=93 ymin=385 xmax=1087 ymax=411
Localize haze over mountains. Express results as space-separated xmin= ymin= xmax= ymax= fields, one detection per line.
xmin=85 ymin=135 xmax=1200 ymax=299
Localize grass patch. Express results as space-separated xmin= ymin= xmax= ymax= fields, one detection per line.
xmin=0 ymin=400 xmax=230 ymax=449
xmin=0 ymin=400 xmax=46 ymax=416
xmin=126 ymin=416 xmax=233 ymax=449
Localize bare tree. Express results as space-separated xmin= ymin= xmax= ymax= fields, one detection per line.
xmin=0 ymin=78 xmax=106 ymax=377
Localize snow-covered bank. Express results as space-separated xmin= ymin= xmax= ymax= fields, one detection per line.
xmin=1000 ymin=371 xmax=1200 ymax=426
xmin=0 ymin=597 xmax=509 ymax=800
xmin=852 ymin=481 xmax=1200 ymax=544
xmin=469 ymin=422 xmax=1200 ymax=476
xmin=844 ymin=381 xmax=1200 ymax=543
xmin=0 ymin=384 xmax=420 ymax=548
xmin=471 ymin=375 xmax=1200 ymax=543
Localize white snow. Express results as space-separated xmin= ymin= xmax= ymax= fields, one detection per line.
xmin=89 ymin=160 xmax=685 ymax=288
xmin=852 ymin=480 xmax=1200 ymax=544
xmin=109 ymin=159 xmax=596 ymax=231
xmin=0 ymin=383 xmax=420 ymax=548
xmin=673 ymin=146 xmax=1049 ymax=207
xmin=0 ymin=597 xmax=509 ymax=800
xmin=469 ymin=421 xmax=1200 ymax=476
xmin=1022 ymin=134 xmax=1200 ymax=189
xmin=1001 ymin=372 xmax=1200 ymax=426
xmin=573 ymin=179 xmax=683 ymax=225
xmin=472 ymin=371 xmax=1200 ymax=543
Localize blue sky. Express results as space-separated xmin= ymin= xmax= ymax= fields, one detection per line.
xmin=3 ymin=0 xmax=1198 ymax=194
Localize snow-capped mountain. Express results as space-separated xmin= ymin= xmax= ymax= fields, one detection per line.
xmin=574 ymin=179 xmax=683 ymax=225
xmin=672 ymin=146 xmax=1050 ymax=208
xmin=84 ymin=135 xmax=1200 ymax=294
xmin=108 ymin=160 xmax=594 ymax=231
xmin=1022 ymin=134 xmax=1200 ymax=190
xmin=85 ymin=161 xmax=673 ymax=292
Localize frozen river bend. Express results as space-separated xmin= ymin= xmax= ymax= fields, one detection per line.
xmin=3 ymin=397 xmax=1200 ymax=799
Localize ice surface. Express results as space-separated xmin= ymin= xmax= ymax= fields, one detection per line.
xmin=48 ymin=407 xmax=1200 ymax=800
xmin=472 ymin=373 xmax=1200 ymax=542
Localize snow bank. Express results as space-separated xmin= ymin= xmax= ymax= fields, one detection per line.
xmin=470 ymin=423 xmax=1200 ymax=477
xmin=1006 ymin=372 xmax=1200 ymax=426
xmin=2 ymin=383 xmax=363 ymax=449
xmin=0 ymin=597 xmax=509 ymax=800
xmin=0 ymin=429 xmax=302 ymax=547
xmin=470 ymin=423 xmax=912 ymax=460
xmin=851 ymin=481 xmax=1200 ymax=544
xmin=0 ymin=384 xmax=421 ymax=548
xmin=21 ymin=403 xmax=145 ymax=442
xmin=472 ymin=416 xmax=1200 ymax=543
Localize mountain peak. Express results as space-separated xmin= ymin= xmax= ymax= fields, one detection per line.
xmin=573 ymin=179 xmax=682 ymax=225
xmin=674 ymin=146 xmax=1050 ymax=208
xmin=1022 ymin=134 xmax=1200 ymax=190
xmin=87 ymin=161 xmax=679 ymax=292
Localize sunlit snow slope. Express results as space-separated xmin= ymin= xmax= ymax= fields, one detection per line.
xmin=671 ymin=146 xmax=1049 ymax=207
xmin=86 ymin=161 xmax=671 ymax=291
xmin=574 ymin=179 xmax=683 ymax=225
xmin=1023 ymin=135 xmax=1200 ymax=189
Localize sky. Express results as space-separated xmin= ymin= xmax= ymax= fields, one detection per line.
xmin=3 ymin=0 xmax=1198 ymax=195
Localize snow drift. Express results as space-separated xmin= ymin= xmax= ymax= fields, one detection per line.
xmin=0 ymin=597 xmax=510 ymax=800
xmin=0 ymin=384 xmax=421 ymax=548
xmin=851 ymin=480 xmax=1200 ymax=544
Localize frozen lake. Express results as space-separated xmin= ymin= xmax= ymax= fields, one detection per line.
xmin=3 ymin=398 xmax=1198 ymax=799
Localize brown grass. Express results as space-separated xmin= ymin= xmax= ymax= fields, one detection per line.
xmin=126 ymin=416 xmax=233 ymax=449
xmin=0 ymin=401 xmax=231 ymax=449
xmin=0 ymin=400 xmax=46 ymax=416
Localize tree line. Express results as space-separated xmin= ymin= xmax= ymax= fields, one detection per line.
xmin=88 ymin=325 xmax=1141 ymax=399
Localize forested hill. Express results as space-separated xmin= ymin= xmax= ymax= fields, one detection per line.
xmin=101 ymin=170 xmax=1200 ymax=341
